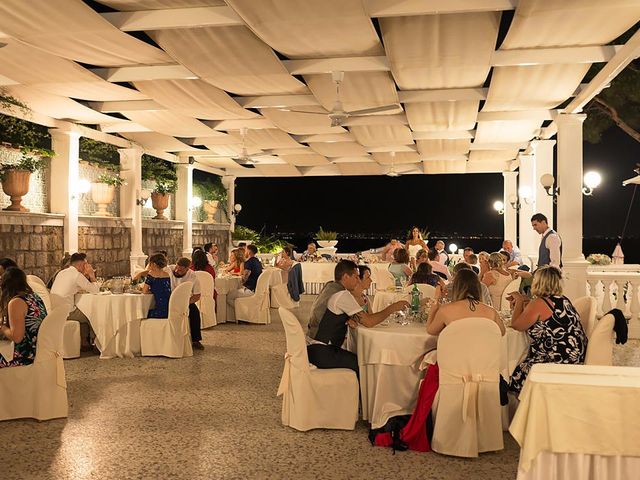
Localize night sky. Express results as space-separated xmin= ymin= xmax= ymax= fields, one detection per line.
xmin=235 ymin=127 xmax=640 ymax=241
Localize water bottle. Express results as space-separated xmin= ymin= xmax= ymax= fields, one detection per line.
xmin=411 ymin=283 xmax=421 ymax=314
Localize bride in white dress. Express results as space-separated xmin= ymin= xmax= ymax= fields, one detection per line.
xmin=405 ymin=227 xmax=429 ymax=258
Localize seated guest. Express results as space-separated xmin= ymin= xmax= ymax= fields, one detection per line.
xmin=192 ymin=246 xmax=203 ymax=257
xmin=275 ymin=246 xmax=294 ymax=283
xmin=168 ymin=257 xmax=204 ymax=350
xmin=381 ymin=239 xmax=404 ymax=263
xmin=0 ymin=267 xmax=47 ymax=368
xmin=462 ymin=247 xmax=474 ymax=264
xmin=227 ymin=245 xmax=263 ymax=313
xmin=498 ymin=250 xmax=511 ymax=266
xmin=224 ymin=248 xmax=244 ymax=275
xmin=47 ymin=253 xmax=71 ymax=289
xmin=451 ymin=262 xmax=493 ymax=306
xmin=467 ymin=253 xmax=480 ymax=274
xmin=509 ymin=266 xmax=587 ymax=396
xmin=0 ymin=258 xmax=18 ymax=276
xmin=435 ymin=240 xmax=449 ymax=265
xmin=349 ymin=265 xmax=372 ymax=313
xmin=478 ymin=251 xmax=491 ymax=278
xmin=427 ymin=248 xmax=451 ymax=281
xmin=409 ymin=262 xmax=442 ymax=288
xmin=50 ymin=252 xmax=100 ymax=349
xmin=427 ymin=269 xmax=505 ymax=336
xmin=415 ymin=248 xmax=429 ymax=267
xmin=501 ymin=240 xmax=523 ymax=268
xmin=204 ymin=242 xmax=219 ymax=267
xmin=388 ymin=248 xmax=412 ymax=286
xmin=307 ymin=260 xmax=409 ymax=373
xmin=237 ymin=242 xmax=247 ymax=255
xmin=300 ymin=242 xmax=318 ymax=262
xmin=482 ymin=252 xmax=515 ymax=308
xmin=191 ymin=250 xmax=217 ymax=304
xmin=143 ymin=253 xmax=171 ymax=318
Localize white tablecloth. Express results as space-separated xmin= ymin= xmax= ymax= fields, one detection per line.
xmin=348 ymin=322 xmax=437 ymax=429
xmin=301 ymin=262 xmax=390 ymax=294
xmin=371 ymin=290 xmax=410 ymax=313
xmin=215 ymin=276 xmax=243 ymax=323
xmin=510 ymin=364 xmax=640 ymax=480
xmin=75 ymin=293 xmax=153 ymax=359
xmin=502 ymin=327 xmax=530 ymax=378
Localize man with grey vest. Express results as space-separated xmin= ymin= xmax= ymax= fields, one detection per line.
xmin=306 ymin=260 xmax=408 ymax=374
xmin=531 ymin=213 xmax=562 ymax=269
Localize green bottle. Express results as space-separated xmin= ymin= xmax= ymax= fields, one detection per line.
xmin=411 ymin=283 xmax=420 ymax=314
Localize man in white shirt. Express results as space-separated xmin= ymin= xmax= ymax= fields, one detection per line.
xmin=501 ymin=240 xmax=524 ymax=268
xmin=204 ymin=242 xmax=218 ymax=268
xmin=50 ymin=252 xmax=100 ymax=348
xmin=167 ymin=257 xmax=204 ymax=350
xmin=307 ymin=260 xmax=409 ymax=373
xmin=427 ymin=248 xmax=451 ymax=281
xmin=435 ymin=240 xmax=449 ymax=265
xmin=531 ymin=213 xmax=562 ymax=269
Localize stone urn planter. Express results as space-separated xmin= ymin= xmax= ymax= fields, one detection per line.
xmin=91 ymin=182 xmax=115 ymax=217
xmin=203 ymin=200 xmax=219 ymax=223
xmin=151 ymin=192 xmax=169 ymax=220
xmin=317 ymin=240 xmax=338 ymax=248
xmin=1 ymin=169 xmax=31 ymax=212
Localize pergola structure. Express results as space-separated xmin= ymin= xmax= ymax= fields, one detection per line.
xmin=1 ymin=0 xmax=640 ymax=297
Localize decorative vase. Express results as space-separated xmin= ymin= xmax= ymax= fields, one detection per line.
xmin=91 ymin=182 xmax=115 ymax=217
xmin=317 ymin=240 xmax=338 ymax=248
xmin=1 ymin=169 xmax=31 ymax=212
xmin=203 ymin=200 xmax=219 ymax=223
xmin=151 ymin=192 xmax=169 ymax=220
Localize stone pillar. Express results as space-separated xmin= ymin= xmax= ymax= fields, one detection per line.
xmin=532 ymin=139 xmax=556 ymax=228
xmin=556 ymin=113 xmax=588 ymax=300
xmin=119 ymin=148 xmax=146 ymax=275
xmin=222 ymin=175 xmax=236 ymax=230
xmin=517 ymin=153 xmax=537 ymax=263
xmin=175 ymin=162 xmax=193 ymax=257
xmin=49 ymin=128 xmax=81 ymax=254
xmin=502 ymin=171 xmax=518 ymax=244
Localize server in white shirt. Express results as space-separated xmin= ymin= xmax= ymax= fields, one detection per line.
xmin=204 ymin=242 xmax=219 ymax=268
xmin=167 ymin=257 xmax=204 ymax=350
xmin=531 ymin=213 xmax=562 ymax=269
xmin=50 ymin=252 xmax=100 ymax=347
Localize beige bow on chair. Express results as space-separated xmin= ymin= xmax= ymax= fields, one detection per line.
xmin=277 ymin=352 xmax=293 ymax=396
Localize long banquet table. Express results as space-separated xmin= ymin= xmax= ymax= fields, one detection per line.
xmin=301 ymin=262 xmax=391 ymax=294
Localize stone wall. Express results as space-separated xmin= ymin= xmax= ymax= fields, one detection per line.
xmin=192 ymin=223 xmax=231 ymax=263
xmin=0 ymin=146 xmax=50 ymax=213
xmin=0 ymin=213 xmax=64 ymax=282
xmin=143 ymin=220 xmax=184 ymax=263
xmin=78 ymin=161 xmax=120 ymax=217
xmin=78 ymin=217 xmax=131 ymax=277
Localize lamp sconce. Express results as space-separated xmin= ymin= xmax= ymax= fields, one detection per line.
xmin=72 ymin=179 xmax=91 ymax=200
xmin=231 ymin=203 xmax=242 ymax=217
xmin=540 ymin=173 xmax=559 ymax=204
xmin=136 ymin=189 xmax=151 ymax=206
xmin=582 ymin=171 xmax=602 ymax=196
xmin=493 ymin=200 xmax=505 ymax=215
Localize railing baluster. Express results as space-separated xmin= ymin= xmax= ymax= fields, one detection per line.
xmin=616 ymin=280 xmax=627 ymax=311
xmin=602 ymin=280 xmax=613 ymax=313
xmin=587 ymin=279 xmax=601 ymax=316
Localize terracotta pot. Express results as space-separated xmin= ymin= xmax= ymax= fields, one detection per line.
xmin=2 ymin=169 xmax=31 ymax=212
xmin=151 ymin=192 xmax=169 ymax=220
xmin=203 ymin=200 xmax=219 ymax=223
xmin=91 ymin=182 xmax=115 ymax=217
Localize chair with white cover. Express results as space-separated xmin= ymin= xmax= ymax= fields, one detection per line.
xmin=194 ymin=271 xmax=216 ymax=329
xmin=27 ymin=274 xmax=80 ymax=359
xmin=432 ymin=317 xmax=504 ymax=457
xmin=140 ymin=282 xmax=193 ymax=358
xmin=235 ymin=272 xmax=271 ymax=324
xmin=499 ymin=278 xmax=521 ymax=311
xmin=277 ymin=307 xmax=358 ymax=431
xmin=271 ymin=283 xmax=299 ymax=309
xmin=0 ymin=305 xmax=69 ymax=421
xmin=414 ymin=283 xmax=436 ymax=299
xmin=573 ymin=296 xmax=598 ymax=338
xmin=375 ymin=269 xmax=397 ymax=291
xmin=585 ymin=313 xmax=615 ymax=366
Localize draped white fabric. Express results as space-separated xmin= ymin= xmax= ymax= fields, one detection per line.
xmin=120 ymin=132 xmax=199 ymax=152
xmin=259 ymin=109 xmax=347 ymax=135
xmin=97 ymin=0 xmax=225 ymax=10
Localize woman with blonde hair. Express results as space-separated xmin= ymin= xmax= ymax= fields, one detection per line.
xmin=224 ymin=248 xmax=245 ymax=275
xmin=482 ymin=252 xmax=515 ymax=308
xmin=508 ymin=266 xmax=587 ymax=395
xmin=427 ymin=269 xmax=505 ymax=336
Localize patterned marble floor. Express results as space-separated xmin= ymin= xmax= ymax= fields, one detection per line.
xmin=1 ymin=299 xmax=637 ymax=480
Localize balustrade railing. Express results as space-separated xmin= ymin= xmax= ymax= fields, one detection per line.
xmin=586 ymin=269 xmax=640 ymax=338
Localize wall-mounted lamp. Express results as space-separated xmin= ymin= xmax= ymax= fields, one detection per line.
xmin=136 ymin=189 xmax=151 ymax=206
xmin=71 ymin=178 xmax=91 ymax=200
xmin=493 ymin=200 xmax=505 ymax=215
xmin=540 ymin=173 xmax=559 ymax=203
xmin=508 ymin=186 xmax=532 ymax=211
xmin=231 ymin=203 xmax=242 ymax=217
xmin=540 ymin=171 xmax=601 ymax=201
xmin=191 ymin=196 xmax=202 ymax=209
xmin=582 ymin=171 xmax=602 ymax=196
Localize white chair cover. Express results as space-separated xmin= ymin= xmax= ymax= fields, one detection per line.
xmin=376 ymin=269 xmax=397 ymax=290
xmin=585 ymin=313 xmax=615 ymax=366
xmin=500 ymin=278 xmax=521 ymax=311
xmin=270 ymin=283 xmax=299 ymax=309
xmin=414 ymin=283 xmax=436 ymax=298
xmin=27 ymin=274 xmax=80 ymax=359
xmin=235 ymin=272 xmax=271 ymax=324
xmin=277 ymin=307 xmax=359 ymax=431
xmin=140 ymin=282 xmax=194 ymax=358
xmin=0 ymin=305 xmax=69 ymax=421
xmin=194 ymin=271 xmax=216 ymax=329
xmin=432 ymin=317 xmax=504 ymax=457
xmin=573 ymin=296 xmax=597 ymax=338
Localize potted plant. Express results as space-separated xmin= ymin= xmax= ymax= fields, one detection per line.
xmin=194 ymin=176 xmax=228 ymax=223
xmin=0 ymin=146 xmax=52 ymax=212
xmin=315 ymin=226 xmax=338 ymax=248
xmin=142 ymin=155 xmax=178 ymax=220
xmin=91 ymin=172 xmax=125 ymax=216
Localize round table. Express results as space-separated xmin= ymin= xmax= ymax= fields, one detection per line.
xmin=75 ymin=293 xmax=153 ymax=359
xmin=300 ymin=262 xmax=391 ymax=294
xmin=348 ymin=322 xmax=437 ymax=429
xmin=371 ymin=290 xmax=411 ymax=313
xmin=215 ymin=275 xmax=243 ymax=323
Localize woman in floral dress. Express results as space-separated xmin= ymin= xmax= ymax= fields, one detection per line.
xmin=0 ymin=267 xmax=47 ymax=368
xmin=508 ymin=266 xmax=587 ymax=395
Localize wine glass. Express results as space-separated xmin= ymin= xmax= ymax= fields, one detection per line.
xmin=399 ymin=277 xmax=408 ymax=290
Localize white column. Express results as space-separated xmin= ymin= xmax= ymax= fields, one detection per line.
xmin=175 ymin=162 xmax=193 ymax=257
xmin=502 ymin=171 xmax=518 ymax=243
xmin=119 ymin=148 xmax=146 ymax=275
xmin=532 ymin=139 xmax=556 ymax=227
xmin=222 ymin=175 xmax=236 ymax=230
xmin=49 ymin=128 xmax=81 ymax=254
xmin=517 ymin=153 xmax=537 ymax=262
xmin=556 ymin=113 xmax=588 ymax=300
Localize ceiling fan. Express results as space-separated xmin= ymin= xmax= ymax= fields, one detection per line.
xmin=385 ymin=151 xmax=400 ymax=177
xmin=281 ymin=71 xmax=400 ymax=127
xmin=194 ymin=128 xmax=271 ymax=169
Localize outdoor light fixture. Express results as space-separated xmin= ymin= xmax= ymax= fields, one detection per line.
xmin=540 ymin=173 xmax=559 ymax=203
xmin=231 ymin=203 xmax=242 ymax=217
xmin=191 ymin=196 xmax=202 ymax=208
xmin=582 ymin=171 xmax=602 ymax=196
xmin=448 ymin=243 xmax=458 ymax=254
xmin=493 ymin=200 xmax=504 ymax=215
xmin=135 ymin=189 xmax=151 ymax=206
xmin=508 ymin=186 xmax=532 ymax=211
xmin=508 ymin=194 xmax=521 ymax=211
xmin=77 ymin=179 xmax=91 ymax=194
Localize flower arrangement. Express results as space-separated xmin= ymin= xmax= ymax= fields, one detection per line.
xmin=0 ymin=146 xmax=53 ymax=180
xmin=315 ymin=226 xmax=338 ymax=241
xmin=586 ymin=254 xmax=612 ymax=265
xmin=95 ymin=172 xmax=126 ymax=187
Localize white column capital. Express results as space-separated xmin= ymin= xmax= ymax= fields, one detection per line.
xmin=221 ymin=175 xmax=236 ymax=188
xmin=117 ymin=147 xmax=143 ymax=170
xmin=556 ymin=113 xmax=586 ymax=127
xmin=502 ymin=171 xmax=518 ymax=179
xmin=48 ymin=127 xmax=81 ymax=141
